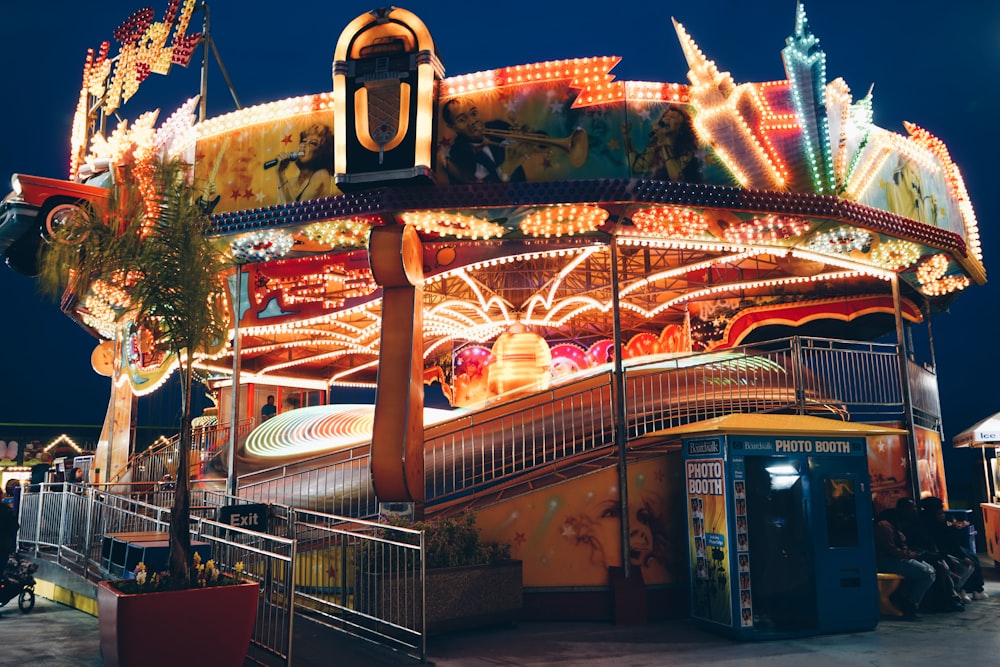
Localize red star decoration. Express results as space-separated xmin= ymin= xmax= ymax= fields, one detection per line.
xmin=326 ymin=565 xmax=337 ymax=579
xmin=281 ymin=134 xmax=293 ymax=145
xmin=654 ymin=469 xmax=665 ymax=483
xmin=242 ymin=188 xmax=255 ymax=200
xmin=230 ymin=188 xmax=242 ymax=200
xmin=514 ymin=532 xmax=526 ymax=546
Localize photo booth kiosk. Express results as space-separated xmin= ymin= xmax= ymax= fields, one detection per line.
xmin=664 ymin=414 xmax=905 ymax=639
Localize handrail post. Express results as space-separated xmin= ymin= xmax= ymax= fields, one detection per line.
xmin=791 ymin=336 xmax=805 ymax=415
xmin=82 ymin=486 xmax=95 ymax=580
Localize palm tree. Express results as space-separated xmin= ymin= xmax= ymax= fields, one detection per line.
xmin=38 ymin=157 xmax=231 ymax=581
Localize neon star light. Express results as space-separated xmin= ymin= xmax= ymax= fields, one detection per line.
xmin=673 ymin=19 xmax=791 ymax=189
xmin=781 ymin=3 xmax=836 ymax=194
xmin=70 ymin=0 xmax=200 ymax=175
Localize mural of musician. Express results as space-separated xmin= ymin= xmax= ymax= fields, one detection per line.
xmin=439 ymin=98 xmax=533 ymax=184
xmin=437 ymin=94 xmax=589 ymax=185
xmin=194 ymin=110 xmax=338 ymax=214
xmin=274 ymin=123 xmax=336 ymax=202
xmin=622 ymin=104 xmax=703 ymax=182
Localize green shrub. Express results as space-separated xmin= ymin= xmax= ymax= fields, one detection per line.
xmin=384 ymin=511 xmax=511 ymax=569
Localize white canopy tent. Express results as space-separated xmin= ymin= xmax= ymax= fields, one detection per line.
xmin=953 ymin=412 xmax=1000 ymax=448
xmin=953 ymin=411 xmax=1000 ymax=504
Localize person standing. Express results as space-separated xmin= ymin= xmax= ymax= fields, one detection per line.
xmin=0 ymin=490 xmax=18 ymax=567
xmin=29 ymin=452 xmax=51 ymax=492
xmin=261 ymin=395 xmax=278 ymax=422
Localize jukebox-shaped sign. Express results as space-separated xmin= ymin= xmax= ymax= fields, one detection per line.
xmin=333 ymin=7 xmax=443 ymax=189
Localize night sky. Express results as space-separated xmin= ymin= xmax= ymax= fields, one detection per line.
xmin=1 ymin=2 xmax=997 ymax=478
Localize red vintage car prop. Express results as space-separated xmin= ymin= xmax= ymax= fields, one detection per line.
xmin=0 ymin=171 xmax=109 ymax=275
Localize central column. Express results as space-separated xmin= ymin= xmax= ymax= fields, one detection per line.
xmin=368 ymin=223 xmax=425 ymax=505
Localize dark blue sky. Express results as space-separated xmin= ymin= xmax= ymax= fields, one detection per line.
xmin=1 ymin=1 xmax=997 ymax=455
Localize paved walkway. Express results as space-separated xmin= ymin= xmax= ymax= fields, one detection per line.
xmin=3 ymin=557 xmax=997 ymax=666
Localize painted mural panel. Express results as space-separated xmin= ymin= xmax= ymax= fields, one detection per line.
xmin=915 ymin=424 xmax=949 ymax=505
xmin=685 ymin=457 xmax=732 ymax=626
xmin=475 ymin=455 xmax=685 ymax=588
xmin=194 ymin=109 xmax=339 ymax=214
xmin=855 ymin=144 xmax=963 ymax=239
xmin=435 ymin=76 xmax=706 ymax=186
xmin=867 ymin=428 xmax=910 ymax=515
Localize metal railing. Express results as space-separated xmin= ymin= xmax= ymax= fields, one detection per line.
xmin=16 ymin=484 xmax=296 ymax=666
xmin=234 ymin=336 xmax=919 ymax=513
xmin=279 ymin=507 xmax=427 ymax=662
xmin=239 ymin=442 xmax=377 ymax=518
xmin=15 ymin=484 xmax=429 ymax=665
xmin=424 ymin=373 xmax=615 ymax=502
xmin=112 ymin=418 xmax=255 ymax=485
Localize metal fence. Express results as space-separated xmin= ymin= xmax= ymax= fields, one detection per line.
xmin=239 ymin=442 xmax=378 ymax=518
xmin=233 ymin=336 xmax=922 ymax=514
xmin=276 ymin=507 xmax=427 ymax=662
xmin=625 ymin=336 xmax=909 ymax=436
xmin=16 ymin=484 xmax=297 ymax=666
xmin=424 ymin=373 xmax=616 ymax=503
xmin=113 ymin=418 xmax=256 ymax=485
xmin=14 ymin=484 xmax=429 ymax=665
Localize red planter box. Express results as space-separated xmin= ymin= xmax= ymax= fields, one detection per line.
xmin=97 ymin=579 xmax=258 ymax=667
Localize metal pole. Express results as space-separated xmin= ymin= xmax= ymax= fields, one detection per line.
xmin=891 ymin=275 xmax=920 ymax=501
xmin=227 ymin=265 xmax=242 ymax=496
xmin=610 ymin=238 xmax=632 ymax=579
xmin=198 ymin=2 xmax=210 ymax=122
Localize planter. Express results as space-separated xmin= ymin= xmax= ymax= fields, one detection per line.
xmin=365 ymin=560 xmax=523 ymax=634
xmin=426 ymin=560 xmax=523 ymax=633
xmin=97 ymin=579 xmax=258 ymax=667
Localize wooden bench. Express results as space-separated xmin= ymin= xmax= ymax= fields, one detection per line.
xmin=877 ymin=572 xmax=904 ymax=617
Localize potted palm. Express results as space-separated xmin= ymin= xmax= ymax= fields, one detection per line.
xmin=39 ymin=156 xmax=255 ymax=666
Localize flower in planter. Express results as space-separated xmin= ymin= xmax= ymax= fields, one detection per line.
xmin=112 ymin=552 xmax=246 ymax=594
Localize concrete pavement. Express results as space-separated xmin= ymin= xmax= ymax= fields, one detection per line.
xmin=4 ymin=555 xmax=998 ymax=666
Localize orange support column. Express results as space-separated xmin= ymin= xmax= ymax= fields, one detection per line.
xmin=368 ymin=223 xmax=425 ymax=503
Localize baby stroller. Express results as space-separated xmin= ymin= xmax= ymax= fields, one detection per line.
xmin=0 ymin=554 xmax=37 ymax=613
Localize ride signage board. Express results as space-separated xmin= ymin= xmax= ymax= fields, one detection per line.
xmin=218 ymin=503 xmax=268 ymax=532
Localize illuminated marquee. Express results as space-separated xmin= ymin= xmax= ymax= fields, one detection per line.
xmin=70 ymin=0 xmax=201 ymax=176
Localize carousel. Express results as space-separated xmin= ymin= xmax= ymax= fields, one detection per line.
xmin=0 ymin=1 xmax=986 ymax=622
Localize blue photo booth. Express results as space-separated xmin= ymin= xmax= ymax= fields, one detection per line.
xmin=662 ymin=414 xmax=905 ymax=639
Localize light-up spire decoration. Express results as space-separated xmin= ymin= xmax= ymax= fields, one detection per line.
xmin=673 ymin=19 xmax=791 ymax=189
xmin=781 ymin=2 xmax=836 ymax=195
